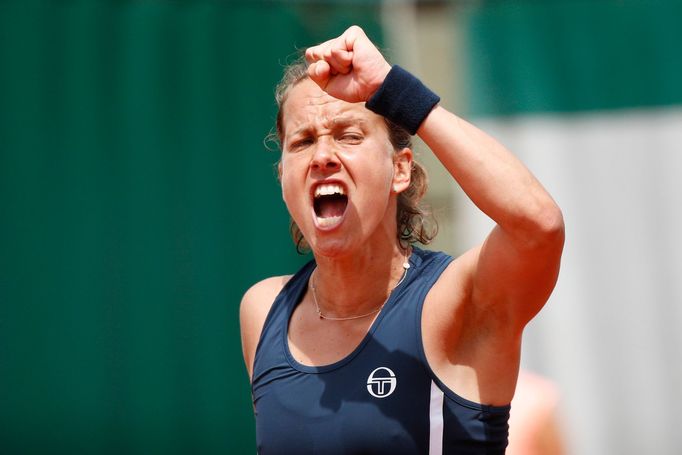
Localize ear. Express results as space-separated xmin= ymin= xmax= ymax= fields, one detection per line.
xmin=392 ymin=147 xmax=413 ymax=193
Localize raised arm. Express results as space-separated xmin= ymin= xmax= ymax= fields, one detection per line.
xmin=305 ymin=25 xmax=564 ymax=330
xmin=418 ymin=106 xmax=564 ymax=328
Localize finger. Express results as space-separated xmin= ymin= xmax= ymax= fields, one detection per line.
xmin=306 ymin=26 xmax=364 ymax=64
xmin=329 ymin=48 xmax=353 ymax=74
xmin=340 ymin=25 xmax=365 ymax=51
xmin=307 ymin=60 xmax=330 ymax=88
xmin=321 ymin=47 xmax=351 ymax=75
xmin=307 ymin=41 xmax=351 ymax=75
xmin=304 ymin=46 xmax=319 ymax=64
xmin=305 ymin=37 xmax=336 ymax=63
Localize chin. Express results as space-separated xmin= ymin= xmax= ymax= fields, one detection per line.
xmin=308 ymin=236 xmax=354 ymax=259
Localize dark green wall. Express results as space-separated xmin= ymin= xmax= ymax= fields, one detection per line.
xmin=458 ymin=0 xmax=682 ymax=116
xmin=0 ymin=1 xmax=383 ymax=453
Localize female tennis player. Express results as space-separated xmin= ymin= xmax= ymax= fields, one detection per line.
xmin=241 ymin=25 xmax=564 ymax=454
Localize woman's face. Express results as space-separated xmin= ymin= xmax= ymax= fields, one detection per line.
xmin=279 ymin=79 xmax=411 ymax=258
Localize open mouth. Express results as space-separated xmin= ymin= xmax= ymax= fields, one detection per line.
xmin=313 ymin=183 xmax=348 ymax=229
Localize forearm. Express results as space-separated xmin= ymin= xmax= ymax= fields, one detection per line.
xmin=417 ymin=106 xmax=563 ymax=246
xmin=359 ymin=58 xmax=562 ymax=246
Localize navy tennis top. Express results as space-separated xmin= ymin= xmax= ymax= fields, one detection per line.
xmin=251 ymin=248 xmax=510 ymax=454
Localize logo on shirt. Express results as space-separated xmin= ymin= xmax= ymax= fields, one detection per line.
xmin=366 ymin=367 xmax=397 ymax=398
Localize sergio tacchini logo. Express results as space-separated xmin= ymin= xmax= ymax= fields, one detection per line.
xmin=366 ymin=367 xmax=397 ymax=398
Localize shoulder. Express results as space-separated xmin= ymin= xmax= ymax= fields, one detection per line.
xmin=240 ymin=275 xmax=292 ymax=378
xmin=241 ymin=275 xmax=292 ymax=312
xmin=240 ymin=275 xmax=292 ymax=335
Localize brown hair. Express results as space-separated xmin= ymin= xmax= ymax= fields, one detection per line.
xmin=272 ymin=57 xmax=436 ymax=253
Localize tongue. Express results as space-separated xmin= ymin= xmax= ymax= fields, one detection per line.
xmin=318 ymin=195 xmax=347 ymax=218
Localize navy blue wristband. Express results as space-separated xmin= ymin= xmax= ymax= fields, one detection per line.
xmin=365 ymin=65 xmax=440 ymax=135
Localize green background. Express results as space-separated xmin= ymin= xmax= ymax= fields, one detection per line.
xmin=459 ymin=0 xmax=682 ymax=116
xmin=0 ymin=1 xmax=382 ymax=453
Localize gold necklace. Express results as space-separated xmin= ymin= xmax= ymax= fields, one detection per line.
xmin=310 ymin=254 xmax=411 ymax=321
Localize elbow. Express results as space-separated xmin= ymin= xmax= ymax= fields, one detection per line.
xmin=499 ymin=195 xmax=565 ymax=252
xmin=510 ymin=200 xmax=564 ymax=252
xmin=531 ymin=203 xmax=565 ymax=250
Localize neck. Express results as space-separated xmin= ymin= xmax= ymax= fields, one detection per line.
xmin=311 ymin=243 xmax=411 ymax=320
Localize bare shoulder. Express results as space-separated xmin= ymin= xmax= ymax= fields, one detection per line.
xmin=240 ymin=275 xmax=292 ymax=379
xmin=241 ymin=275 xmax=291 ymax=314
xmin=240 ymin=275 xmax=292 ymax=334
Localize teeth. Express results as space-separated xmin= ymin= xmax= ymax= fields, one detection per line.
xmin=314 ymin=184 xmax=345 ymax=198
xmin=317 ymin=215 xmax=342 ymax=228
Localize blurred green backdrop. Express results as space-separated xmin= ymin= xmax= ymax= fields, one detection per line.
xmin=0 ymin=1 xmax=383 ymax=453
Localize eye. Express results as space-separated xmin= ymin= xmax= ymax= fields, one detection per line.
xmin=289 ymin=137 xmax=314 ymax=151
xmin=338 ymin=132 xmax=363 ymax=144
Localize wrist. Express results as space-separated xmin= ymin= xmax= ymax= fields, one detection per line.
xmin=367 ymin=62 xmax=392 ymax=98
xmin=365 ymin=65 xmax=440 ymax=135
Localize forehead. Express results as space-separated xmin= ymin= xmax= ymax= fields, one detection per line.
xmin=281 ymin=79 xmax=385 ymax=134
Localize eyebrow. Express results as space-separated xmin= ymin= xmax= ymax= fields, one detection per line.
xmin=290 ymin=125 xmax=312 ymax=139
xmin=290 ymin=116 xmax=367 ymax=138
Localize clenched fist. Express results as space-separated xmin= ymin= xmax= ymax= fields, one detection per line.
xmin=305 ymin=25 xmax=391 ymax=103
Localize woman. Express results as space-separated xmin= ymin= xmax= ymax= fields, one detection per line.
xmin=240 ymin=26 xmax=564 ymax=454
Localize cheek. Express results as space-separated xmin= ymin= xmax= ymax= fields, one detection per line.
xmin=279 ymin=171 xmax=293 ymax=204
xmin=348 ymin=152 xmax=394 ymax=188
xmin=279 ymin=163 xmax=302 ymax=210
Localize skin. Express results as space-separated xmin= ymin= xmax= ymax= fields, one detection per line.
xmin=240 ymin=26 xmax=565 ymax=406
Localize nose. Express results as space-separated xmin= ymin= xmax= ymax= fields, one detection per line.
xmin=310 ymin=139 xmax=341 ymax=173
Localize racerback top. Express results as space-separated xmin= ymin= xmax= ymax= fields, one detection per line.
xmin=251 ymin=248 xmax=510 ymax=454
